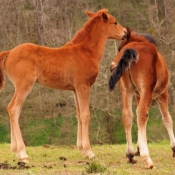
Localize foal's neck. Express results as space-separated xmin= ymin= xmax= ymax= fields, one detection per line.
xmin=66 ymin=18 xmax=107 ymax=63
xmin=83 ymin=25 xmax=107 ymax=61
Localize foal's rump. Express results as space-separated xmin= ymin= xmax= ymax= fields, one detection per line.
xmin=153 ymin=52 xmax=169 ymax=98
xmin=2 ymin=43 xmax=72 ymax=89
xmin=0 ymin=51 xmax=10 ymax=89
xmin=109 ymin=48 xmax=138 ymax=90
xmin=3 ymin=44 xmax=38 ymax=86
xmin=109 ymin=41 xmax=168 ymax=97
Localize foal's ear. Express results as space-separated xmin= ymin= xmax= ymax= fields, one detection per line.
xmin=102 ymin=12 xmax=108 ymax=21
xmin=86 ymin=10 xmax=96 ymax=17
xmin=126 ymin=27 xmax=131 ymax=40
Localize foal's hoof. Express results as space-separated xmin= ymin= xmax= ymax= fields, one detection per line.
xmin=127 ymin=159 xmax=137 ymax=164
xmin=19 ymin=158 xmax=29 ymax=163
xmin=145 ymin=164 xmax=155 ymax=169
xmin=88 ymin=153 xmax=96 ymax=160
xmin=78 ymin=149 xmax=88 ymax=158
xmin=126 ymin=154 xmax=137 ymax=164
xmin=78 ymin=147 xmax=95 ymax=160
xmin=142 ymin=155 xmax=154 ymax=169
xmin=173 ymin=153 xmax=175 ymax=158
xmin=171 ymin=147 xmax=175 ymax=157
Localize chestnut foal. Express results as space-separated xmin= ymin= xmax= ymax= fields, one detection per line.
xmin=109 ymin=28 xmax=175 ymax=168
xmin=0 ymin=9 xmax=127 ymax=163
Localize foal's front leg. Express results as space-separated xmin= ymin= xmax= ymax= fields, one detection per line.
xmin=74 ymin=91 xmax=86 ymax=157
xmin=136 ymin=92 xmax=154 ymax=168
xmin=74 ymin=85 xmax=95 ymax=159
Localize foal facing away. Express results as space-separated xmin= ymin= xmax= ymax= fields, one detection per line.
xmin=0 ymin=9 xmax=127 ymax=163
xmin=109 ymin=28 xmax=175 ymax=168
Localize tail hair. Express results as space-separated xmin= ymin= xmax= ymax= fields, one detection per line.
xmin=0 ymin=51 xmax=9 ymax=90
xmin=109 ymin=49 xmax=138 ymax=91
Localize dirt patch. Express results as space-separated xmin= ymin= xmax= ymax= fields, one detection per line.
xmin=0 ymin=156 xmax=89 ymax=171
xmin=0 ymin=161 xmax=33 ymax=170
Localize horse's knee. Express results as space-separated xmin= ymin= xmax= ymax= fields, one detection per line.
xmin=8 ymin=104 xmax=21 ymax=122
xmin=162 ymin=115 xmax=173 ymax=127
xmin=80 ymin=113 xmax=90 ymax=125
xmin=76 ymin=114 xmax=80 ymax=121
xmin=7 ymin=103 xmax=16 ymax=116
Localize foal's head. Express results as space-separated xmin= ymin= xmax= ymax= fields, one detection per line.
xmin=118 ymin=27 xmax=157 ymax=51
xmin=86 ymin=9 xmax=127 ymax=40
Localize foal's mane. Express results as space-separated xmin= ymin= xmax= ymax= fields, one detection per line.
xmin=136 ymin=33 xmax=157 ymax=46
xmin=71 ymin=16 xmax=100 ymax=44
xmin=118 ymin=29 xmax=157 ymax=51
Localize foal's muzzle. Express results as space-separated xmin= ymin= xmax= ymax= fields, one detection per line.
xmin=122 ymin=27 xmax=131 ymax=40
xmin=122 ymin=28 xmax=127 ymax=40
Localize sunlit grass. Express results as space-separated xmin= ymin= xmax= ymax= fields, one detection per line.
xmin=0 ymin=142 xmax=175 ymax=174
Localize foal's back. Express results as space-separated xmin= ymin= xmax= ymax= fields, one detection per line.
xmin=4 ymin=42 xmax=98 ymax=91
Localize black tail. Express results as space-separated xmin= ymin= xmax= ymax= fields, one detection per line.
xmin=109 ymin=49 xmax=138 ymax=91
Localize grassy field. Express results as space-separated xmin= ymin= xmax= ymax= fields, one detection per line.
xmin=0 ymin=141 xmax=175 ymax=175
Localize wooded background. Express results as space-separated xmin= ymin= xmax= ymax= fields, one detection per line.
xmin=0 ymin=0 xmax=175 ymax=146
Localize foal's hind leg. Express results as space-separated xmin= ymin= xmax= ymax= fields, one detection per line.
xmin=136 ymin=91 xmax=154 ymax=168
xmin=7 ymin=78 xmax=35 ymax=162
xmin=134 ymin=94 xmax=140 ymax=156
xmin=121 ymin=87 xmax=136 ymax=164
xmin=156 ymin=89 xmax=175 ymax=157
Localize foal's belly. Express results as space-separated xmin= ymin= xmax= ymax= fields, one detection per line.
xmin=36 ymin=79 xmax=75 ymax=90
xmin=36 ymin=70 xmax=75 ymax=90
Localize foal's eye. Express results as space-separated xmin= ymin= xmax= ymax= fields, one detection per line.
xmin=114 ymin=22 xmax=117 ymax=25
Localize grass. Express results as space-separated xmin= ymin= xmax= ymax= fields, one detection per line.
xmin=0 ymin=141 xmax=175 ymax=175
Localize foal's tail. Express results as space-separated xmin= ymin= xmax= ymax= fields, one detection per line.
xmin=0 ymin=51 xmax=10 ymax=90
xmin=109 ymin=49 xmax=138 ymax=91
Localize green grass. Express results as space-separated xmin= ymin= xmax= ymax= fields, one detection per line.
xmin=0 ymin=141 xmax=175 ymax=174
xmin=0 ymin=124 xmax=9 ymax=143
xmin=1 ymin=106 xmax=174 ymax=147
